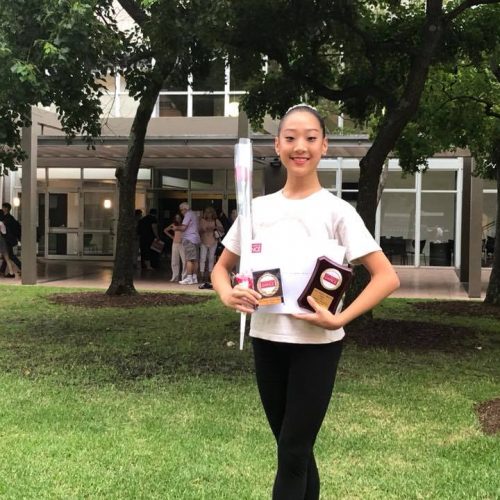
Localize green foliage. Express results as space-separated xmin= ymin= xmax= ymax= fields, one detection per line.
xmin=0 ymin=0 xmax=123 ymax=173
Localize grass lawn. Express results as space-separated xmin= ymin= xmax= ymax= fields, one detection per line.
xmin=0 ymin=285 xmax=498 ymax=499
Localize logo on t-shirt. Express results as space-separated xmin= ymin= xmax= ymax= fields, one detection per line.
xmin=251 ymin=243 xmax=262 ymax=253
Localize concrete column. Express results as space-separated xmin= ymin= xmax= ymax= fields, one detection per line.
xmin=460 ymin=158 xmax=471 ymax=283
xmin=20 ymin=111 xmax=38 ymax=285
xmin=468 ymin=158 xmax=483 ymax=297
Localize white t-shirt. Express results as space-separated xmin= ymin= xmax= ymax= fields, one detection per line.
xmin=223 ymin=189 xmax=381 ymax=344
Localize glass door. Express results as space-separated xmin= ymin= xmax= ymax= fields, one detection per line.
xmin=47 ymin=191 xmax=80 ymax=257
xmin=82 ymin=191 xmax=116 ymax=258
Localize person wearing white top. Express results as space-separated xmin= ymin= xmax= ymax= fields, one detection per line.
xmin=0 ymin=221 xmax=16 ymax=278
xmin=212 ymin=105 xmax=400 ymax=499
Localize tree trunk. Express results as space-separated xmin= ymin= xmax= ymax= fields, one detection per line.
xmin=484 ymin=142 xmax=500 ymax=305
xmin=106 ymin=86 xmax=161 ymax=296
xmin=344 ymin=2 xmax=445 ymax=319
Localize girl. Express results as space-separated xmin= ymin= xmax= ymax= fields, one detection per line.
xmin=164 ymin=214 xmax=186 ymax=282
xmin=198 ymin=206 xmax=224 ymax=282
xmin=211 ymin=104 xmax=400 ymax=500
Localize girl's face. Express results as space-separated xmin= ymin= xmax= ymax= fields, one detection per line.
xmin=274 ymin=111 xmax=328 ymax=179
xmin=174 ymin=214 xmax=181 ymax=223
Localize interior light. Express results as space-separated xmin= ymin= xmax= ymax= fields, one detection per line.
xmin=103 ymin=199 xmax=112 ymax=209
xmin=13 ymin=197 xmax=21 ymax=207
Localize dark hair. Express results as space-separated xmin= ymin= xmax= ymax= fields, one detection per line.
xmin=2 ymin=202 xmax=12 ymax=211
xmin=277 ymin=104 xmax=326 ymax=137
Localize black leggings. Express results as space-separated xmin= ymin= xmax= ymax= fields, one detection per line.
xmin=252 ymin=337 xmax=343 ymax=500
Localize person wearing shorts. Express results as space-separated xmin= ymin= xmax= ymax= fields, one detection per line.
xmin=177 ymin=202 xmax=201 ymax=284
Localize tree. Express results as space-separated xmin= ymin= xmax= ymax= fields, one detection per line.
xmin=395 ymin=58 xmax=500 ymax=303
xmin=0 ymin=0 xmax=121 ymax=174
xmin=223 ymin=0 xmax=500 ymax=317
xmin=104 ymin=0 xmax=222 ymax=295
xmin=0 ymin=0 xmax=222 ymax=295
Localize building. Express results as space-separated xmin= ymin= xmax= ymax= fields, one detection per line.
xmin=2 ymin=7 xmax=496 ymax=294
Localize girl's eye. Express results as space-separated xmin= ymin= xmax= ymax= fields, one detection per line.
xmin=285 ymin=136 xmax=295 ymax=141
xmin=307 ymin=136 xmax=318 ymax=142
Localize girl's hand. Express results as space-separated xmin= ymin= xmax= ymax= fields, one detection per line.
xmin=221 ymin=284 xmax=261 ymax=314
xmin=292 ymin=296 xmax=345 ymax=330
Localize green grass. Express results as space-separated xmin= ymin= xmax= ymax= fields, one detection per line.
xmin=0 ymin=287 xmax=498 ymax=499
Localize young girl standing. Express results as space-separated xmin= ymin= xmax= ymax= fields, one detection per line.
xmin=211 ymin=105 xmax=400 ymax=500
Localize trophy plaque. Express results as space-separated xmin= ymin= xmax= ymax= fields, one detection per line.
xmin=252 ymin=268 xmax=284 ymax=306
xmin=297 ymin=256 xmax=353 ymax=314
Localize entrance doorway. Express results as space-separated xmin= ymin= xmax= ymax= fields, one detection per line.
xmin=38 ymin=190 xmax=117 ymax=259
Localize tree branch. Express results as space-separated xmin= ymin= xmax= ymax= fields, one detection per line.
xmin=116 ymin=0 xmax=148 ymax=27
xmin=444 ymin=0 xmax=500 ymax=22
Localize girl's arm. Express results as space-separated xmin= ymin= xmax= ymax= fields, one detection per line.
xmin=292 ymin=250 xmax=399 ymax=330
xmin=163 ymin=226 xmax=175 ymax=240
xmin=211 ymin=248 xmax=261 ymax=314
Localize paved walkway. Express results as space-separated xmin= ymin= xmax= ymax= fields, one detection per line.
xmin=1 ymin=259 xmax=492 ymax=300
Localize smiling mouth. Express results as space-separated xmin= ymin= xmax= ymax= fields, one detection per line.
xmin=291 ymin=157 xmax=309 ymax=164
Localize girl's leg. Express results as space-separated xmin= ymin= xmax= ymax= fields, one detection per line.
xmin=207 ymin=243 xmax=217 ymax=273
xmin=274 ymin=341 xmax=343 ymax=500
xmin=252 ymin=338 xmax=342 ymax=500
xmin=252 ymin=338 xmax=289 ymax=440
xmin=170 ymin=243 xmax=179 ymax=280
xmin=199 ymin=244 xmax=208 ymax=273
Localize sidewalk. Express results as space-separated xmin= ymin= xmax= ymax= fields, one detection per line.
xmin=2 ymin=259 xmax=492 ymax=300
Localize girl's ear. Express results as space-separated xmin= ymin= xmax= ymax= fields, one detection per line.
xmin=321 ymin=137 xmax=328 ymax=156
xmin=274 ymin=136 xmax=280 ymax=156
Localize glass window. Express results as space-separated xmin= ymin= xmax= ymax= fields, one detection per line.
xmin=100 ymin=93 xmax=117 ymax=118
xmin=421 ymin=170 xmax=456 ymax=191
xmin=379 ymin=192 xmax=416 ymax=266
xmin=229 ymin=67 xmax=247 ymax=91
xmin=421 ymin=192 xmax=456 ymax=266
xmin=190 ymin=169 xmax=225 ymax=190
xmin=83 ymin=232 xmax=115 ymax=256
xmin=159 ymin=95 xmax=188 ymax=117
xmin=192 ymin=95 xmax=225 ymax=117
xmin=37 ymin=168 xmax=46 ymax=181
xmin=227 ymin=95 xmax=241 ymax=117
xmin=483 ymin=192 xmax=497 ymax=238
xmin=48 ymin=168 xmax=81 ymax=180
xmin=385 ymin=170 xmax=415 ymax=189
xmin=192 ymin=58 xmax=225 ymax=91
xmin=83 ymin=192 xmax=115 ymax=230
xmin=318 ymin=170 xmax=336 ymax=190
xmin=119 ymin=94 xmax=140 ymax=118
xmin=84 ymin=169 xmax=116 ymax=180
xmin=161 ymin=169 xmax=189 ymax=189
xmin=48 ymin=232 xmax=79 ymax=256
xmin=48 ymin=193 xmax=79 ymax=228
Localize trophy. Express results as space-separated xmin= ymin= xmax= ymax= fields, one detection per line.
xmin=297 ymin=256 xmax=353 ymax=314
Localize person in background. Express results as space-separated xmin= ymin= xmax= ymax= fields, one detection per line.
xmin=133 ymin=209 xmax=143 ymax=269
xmin=177 ymin=202 xmax=201 ymax=285
xmin=228 ymin=208 xmax=238 ymax=230
xmin=164 ymin=213 xmax=186 ymax=282
xmin=198 ymin=206 xmax=224 ymax=283
xmin=0 ymin=219 xmax=16 ymax=278
xmin=0 ymin=203 xmax=21 ymax=275
xmin=137 ymin=208 xmax=160 ymax=270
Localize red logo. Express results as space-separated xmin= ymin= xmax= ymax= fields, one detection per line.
xmin=323 ymin=273 xmax=339 ymax=286
xmin=252 ymin=243 xmax=262 ymax=253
